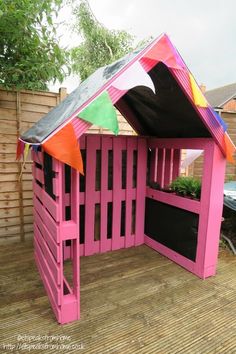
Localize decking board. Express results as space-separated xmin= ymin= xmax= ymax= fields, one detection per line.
xmin=0 ymin=240 xmax=235 ymax=353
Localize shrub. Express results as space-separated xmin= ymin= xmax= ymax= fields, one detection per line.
xmin=169 ymin=176 xmax=201 ymax=200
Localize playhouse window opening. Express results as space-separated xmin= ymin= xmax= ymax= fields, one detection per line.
xmin=64 ymin=164 xmax=71 ymax=194
xmin=108 ymin=150 xmax=113 ymax=190
xmin=107 ymin=202 xmax=113 ymax=239
xmin=35 ymin=161 xmax=42 ymax=170
xmin=132 ymin=200 xmax=136 ymax=235
xmin=79 ymin=205 xmax=85 ymax=244
xmin=121 ymin=201 xmax=126 ymax=236
xmin=80 ymin=149 xmax=86 ymax=192
xmin=94 ymin=204 xmax=101 ymax=241
xmin=122 ymin=150 xmax=127 ymax=189
xmin=132 ymin=150 xmax=137 ymax=188
xmin=36 ymin=195 xmax=43 ymax=206
xmin=65 ymin=206 xmax=71 ymax=221
xmin=35 ymin=179 xmax=43 ymax=189
xmin=43 ymin=152 xmax=56 ymax=200
xmin=63 ymin=241 xmax=73 ymax=295
xmin=146 ymin=148 xmax=152 ymax=187
xmin=95 ymin=150 xmax=101 ymax=191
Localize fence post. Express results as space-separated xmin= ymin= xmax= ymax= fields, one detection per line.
xmin=16 ymin=90 xmax=25 ymax=242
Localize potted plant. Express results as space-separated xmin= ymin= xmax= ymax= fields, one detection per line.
xmin=169 ymin=176 xmax=201 ymax=200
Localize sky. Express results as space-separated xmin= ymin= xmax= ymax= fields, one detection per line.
xmin=49 ymin=0 xmax=236 ymax=93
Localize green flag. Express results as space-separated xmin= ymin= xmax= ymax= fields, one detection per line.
xmin=78 ymin=91 xmax=119 ymax=135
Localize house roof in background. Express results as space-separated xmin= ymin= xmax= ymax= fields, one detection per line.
xmin=205 ymin=83 xmax=236 ymax=108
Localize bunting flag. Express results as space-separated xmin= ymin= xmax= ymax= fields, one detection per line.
xmin=78 ymin=91 xmax=119 ymax=135
xmin=181 ymin=149 xmax=203 ymax=169
xmin=212 ymin=110 xmax=227 ymax=132
xmin=42 ymin=122 xmax=84 ymax=174
xmin=16 ymin=139 xmax=25 ymax=160
xmin=141 ymin=35 xmax=185 ymax=70
xmin=189 ymin=73 xmax=208 ymax=108
xmin=112 ymin=61 xmax=155 ymax=93
xmin=23 ymin=143 xmax=30 ymax=161
xmin=224 ymin=133 xmax=236 ymax=164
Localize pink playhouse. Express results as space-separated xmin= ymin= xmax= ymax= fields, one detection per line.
xmin=18 ymin=34 xmax=235 ymax=324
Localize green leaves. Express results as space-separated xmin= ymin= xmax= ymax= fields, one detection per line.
xmin=0 ymin=0 xmax=69 ymax=90
xmin=169 ymin=176 xmax=201 ymax=200
xmin=70 ymin=0 xmax=134 ymax=81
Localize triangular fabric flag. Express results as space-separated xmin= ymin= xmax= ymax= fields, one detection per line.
xmin=212 ymin=110 xmax=227 ymax=132
xmin=24 ymin=143 xmax=30 ymax=161
xmin=112 ymin=61 xmax=155 ymax=93
xmin=78 ymin=91 xmax=119 ymax=135
xmin=181 ymin=149 xmax=203 ymax=169
xmin=16 ymin=139 xmax=25 ymax=160
xmin=143 ymin=35 xmax=185 ymax=70
xmin=189 ymin=73 xmax=208 ymax=108
xmin=32 ymin=144 xmax=39 ymax=152
xmin=43 ymin=122 xmax=84 ymax=174
xmin=224 ymin=133 xmax=236 ymax=164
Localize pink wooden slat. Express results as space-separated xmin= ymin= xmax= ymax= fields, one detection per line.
xmin=125 ymin=137 xmax=137 ymax=248
xmin=34 ymin=223 xmax=60 ymax=285
xmin=34 ymin=236 xmax=60 ymax=305
xmin=32 ymin=164 xmax=44 ymax=185
xmin=100 ymin=136 xmax=112 ymax=253
xmin=195 ymin=141 xmax=226 ymax=278
xmin=70 ymin=168 xmax=80 ymax=320
xmin=146 ymin=187 xmax=201 ymax=214
xmin=156 ymin=148 xmax=165 ymax=189
xmin=84 ymin=135 xmax=100 ymax=256
xmin=172 ymin=149 xmax=181 ymax=181
xmin=34 ymin=251 xmax=61 ymax=322
xmin=34 ymin=209 xmax=59 ymax=262
xmin=54 ymin=160 xmax=65 ymax=309
xmin=33 ymin=181 xmax=59 ymax=222
xmin=148 ymin=137 xmax=211 ymax=150
xmin=163 ymin=149 xmax=172 ymax=187
xmin=112 ymin=137 xmax=123 ymax=250
xmin=79 ymin=189 xmax=136 ymax=206
xmin=135 ymin=138 xmax=147 ymax=246
xmin=33 ymin=195 xmax=58 ymax=242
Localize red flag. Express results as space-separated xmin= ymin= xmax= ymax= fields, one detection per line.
xmin=16 ymin=139 xmax=25 ymax=160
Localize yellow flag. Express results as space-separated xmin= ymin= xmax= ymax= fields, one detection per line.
xmin=23 ymin=143 xmax=30 ymax=161
xmin=189 ymin=73 xmax=208 ymax=108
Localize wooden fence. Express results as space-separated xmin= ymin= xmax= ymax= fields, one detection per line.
xmin=0 ymin=88 xmax=134 ymax=243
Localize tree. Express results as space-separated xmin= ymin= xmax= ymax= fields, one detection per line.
xmin=70 ymin=0 xmax=135 ymax=81
xmin=0 ymin=0 xmax=70 ymax=91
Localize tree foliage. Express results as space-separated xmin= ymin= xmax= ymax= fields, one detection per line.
xmin=0 ymin=0 xmax=70 ymax=90
xmin=70 ymin=0 xmax=135 ymax=81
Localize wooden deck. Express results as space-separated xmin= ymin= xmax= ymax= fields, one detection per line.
xmin=0 ymin=240 xmax=236 ymax=353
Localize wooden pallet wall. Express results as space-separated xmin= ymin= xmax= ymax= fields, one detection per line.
xmin=0 ymin=87 xmax=134 ymax=243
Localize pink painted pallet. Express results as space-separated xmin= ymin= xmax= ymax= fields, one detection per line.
xmin=32 ymin=135 xmax=225 ymax=324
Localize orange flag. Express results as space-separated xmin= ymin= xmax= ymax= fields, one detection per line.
xmin=43 ymin=123 xmax=84 ymax=174
xmin=224 ymin=133 xmax=236 ymax=164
